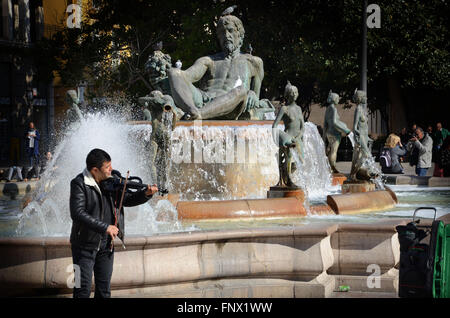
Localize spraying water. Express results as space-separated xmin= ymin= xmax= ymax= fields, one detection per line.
xmin=14 ymin=109 xmax=337 ymax=237
xmin=290 ymin=122 xmax=336 ymax=207
xmin=16 ymin=111 xmax=186 ymax=237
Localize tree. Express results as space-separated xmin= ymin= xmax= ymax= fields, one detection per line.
xmin=46 ymin=0 xmax=449 ymax=124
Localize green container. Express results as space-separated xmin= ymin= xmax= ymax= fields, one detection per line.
xmin=432 ymin=222 xmax=450 ymax=298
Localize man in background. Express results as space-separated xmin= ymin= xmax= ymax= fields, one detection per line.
xmin=407 ymin=127 xmax=433 ymax=176
xmin=25 ymin=122 xmax=40 ymax=179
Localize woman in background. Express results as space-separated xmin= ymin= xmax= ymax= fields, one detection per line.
xmin=381 ymin=133 xmax=407 ymax=174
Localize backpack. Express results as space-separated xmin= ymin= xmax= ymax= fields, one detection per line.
xmin=380 ymin=148 xmax=392 ymax=168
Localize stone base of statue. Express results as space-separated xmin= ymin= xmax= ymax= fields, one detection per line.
xmin=267 ymin=186 xmax=305 ymax=202
xmin=332 ymin=173 xmax=347 ymax=186
xmin=341 ymin=180 xmax=376 ymax=194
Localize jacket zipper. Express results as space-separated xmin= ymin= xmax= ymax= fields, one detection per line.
xmin=97 ymin=190 xmax=104 ymax=251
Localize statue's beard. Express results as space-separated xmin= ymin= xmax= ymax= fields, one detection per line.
xmin=222 ymin=40 xmax=241 ymax=56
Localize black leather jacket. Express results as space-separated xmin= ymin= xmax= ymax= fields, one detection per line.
xmin=69 ymin=171 xmax=151 ymax=250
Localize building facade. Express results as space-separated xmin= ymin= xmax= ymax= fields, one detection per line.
xmin=0 ymin=0 xmax=74 ymax=166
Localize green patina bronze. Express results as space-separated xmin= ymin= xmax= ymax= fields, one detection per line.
xmin=138 ymin=91 xmax=180 ymax=193
xmin=350 ymin=89 xmax=375 ymax=181
xmin=323 ymin=91 xmax=351 ymax=174
xmin=272 ymin=81 xmax=305 ymax=187
xmin=146 ymin=13 xmax=274 ymax=120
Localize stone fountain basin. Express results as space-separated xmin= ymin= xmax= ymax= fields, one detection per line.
xmin=0 ymin=219 xmax=409 ymax=298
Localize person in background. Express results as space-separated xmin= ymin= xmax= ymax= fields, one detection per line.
xmin=406 ymin=127 xmax=433 ymax=176
xmin=25 ymin=122 xmax=40 ymax=178
xmin=380 ymin=133 xmax=407 ymax=174
xmin=399 ymin=127 xmax=409 ymax=145
xmin=40 ymin=151 xmax=53 ymax=174
xmin=440 ymin=136 xmax=450 ymax=177
xmin=0 ymin=112 xmax=8 ymax=162
xmin=399 ymin=127 xmax=409 ymax=162
xmin=408 ymin=123 xmax=417 ymax=140
xmin=5 ymin=166 xmax=24 ymax=182
xmin=433 ymin=122 xmax=449 ymax=177
xmin=435 ymin=122 xmax=449 ymax=151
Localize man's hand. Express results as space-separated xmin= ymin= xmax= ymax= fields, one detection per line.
xmin=410 ymin=137 xmax=418 ymax=142
xmin=146 ymin=184 xmax=158 ymax=197
xmin=106 ymin=225 xmax=119 ymax=240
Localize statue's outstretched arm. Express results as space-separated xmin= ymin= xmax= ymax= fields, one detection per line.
xmin=272 ymin=106 xmax=285 ymax=145
xmin=272 ymin=106 xmax=285 ymax=128
xmin=184 ymin=56 xmax=212 ymax=83
xmin=332 ymin=106 xmax=350 ymax=135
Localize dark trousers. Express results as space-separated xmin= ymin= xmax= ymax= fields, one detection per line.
xmin=71 ymin=238 xmax=114 ymax=298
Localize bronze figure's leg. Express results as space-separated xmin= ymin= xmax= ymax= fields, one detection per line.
xmin=199 ymin=86 xmax=248 ymax=120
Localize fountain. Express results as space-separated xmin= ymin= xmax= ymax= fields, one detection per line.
xmin=1 ymin=11 xmax=449 ymax=299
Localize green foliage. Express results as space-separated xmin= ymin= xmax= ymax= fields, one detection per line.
xmin=43 ymin=0 xmax=449 ymax=117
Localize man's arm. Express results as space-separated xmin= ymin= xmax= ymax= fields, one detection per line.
xmin=122 ymin=184 xmax=158 ymax=207
xmin=69 ymin=179 xmax=108 ymax=234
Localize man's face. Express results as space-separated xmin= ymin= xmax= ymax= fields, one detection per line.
xmin=218 ymin=22 xmax=241 ymax=54
xmin=92 ymin=161 xmax=112 ymax=182
xmin=29 ymin=122 xmax=34 ymax=129
xmin=437 ymin=123 xmax=442 ymax=130
xmin=415 ymin=129 xmax=424 ymax=140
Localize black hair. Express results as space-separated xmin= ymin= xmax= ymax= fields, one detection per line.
xmin=86 ymin=148 xmax=111 ymax=171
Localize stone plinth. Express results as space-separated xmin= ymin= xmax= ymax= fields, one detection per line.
xmin=341 ymin=181 xmax=376 ymax=194
xmin=267 ymin=186 xmax=305 ymax=202
xmin=327 ymin=190 xmax=397 ymax=215
xmin=332 ymin=173 xmax=347 ymax=186
xmin=176 ymin=197 xmax=306 ymax=220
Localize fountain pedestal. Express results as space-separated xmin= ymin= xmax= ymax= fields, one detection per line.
xmin=332 ymin=173 xmax=347 ymax=186
xmin=267 ymin=186 xmax=305 ymax=202
xmin=341 ymin=180 xmax=376 ymax=194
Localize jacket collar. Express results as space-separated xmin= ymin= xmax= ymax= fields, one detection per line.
xmin=83 ymin=168 xmax=102 ymax=195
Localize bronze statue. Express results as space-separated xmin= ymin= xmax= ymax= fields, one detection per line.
xmin=349 ymin=89 xmax=373 ymax=181
xmin=272 ymin=81 xmax=305 ymax=187
xmin=323 ymin=91 xmax=351 ymax=174
xmin=65 ymin=90 xmax=83 ymax=120
xmin=147 ymin=12 xmax=274 ymax=120
xmin=138 ymin=90 xmax=180 ymax=193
